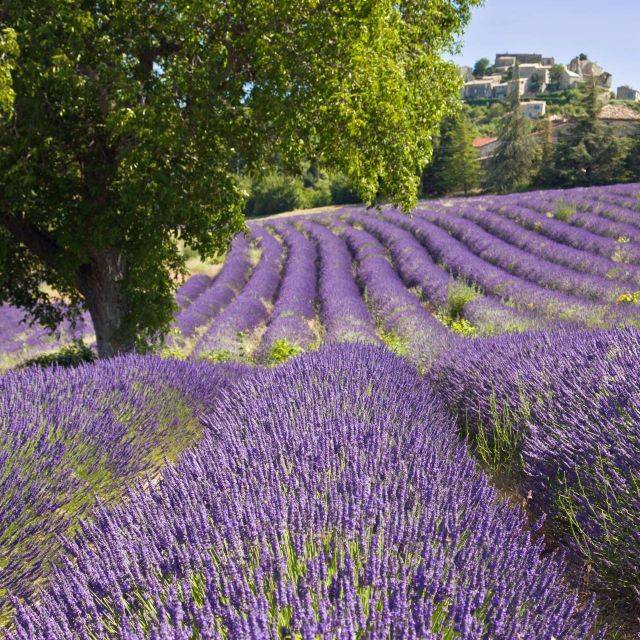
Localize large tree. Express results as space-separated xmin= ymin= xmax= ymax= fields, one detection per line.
xmin=423 ymin=110 xmax=482 ymax=196
xmin=485 ymin=76 xmax=536 ymax=193
xmin=553 ymin=80 xmax=627 ymax=187
xmin=0 ymin=1 xmax=480 ymax=357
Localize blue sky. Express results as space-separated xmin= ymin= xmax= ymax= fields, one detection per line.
xmin=451 ymin=0 xmax=639 ymax=90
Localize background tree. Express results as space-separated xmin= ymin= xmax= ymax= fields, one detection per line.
xmin=552 ymin=81 xmax=627 ymax=186
xmin=485 ymin=76 xmax=536 ymax=193
xmin=626 ymin=131 xmax=640 ymax=182
xmin=473 ymin=57 xmax=491 ymax=78
xmin=532 ymin=116 xmax=556 ymax=187
xmin=529 ymin=73 xmax=542 ymax=94
xmin=548 ymin=63 xmax=565 ymax=91
xmin=423 ymin=110 xmax=482 ymax=196
xmin=0 ymin=0 xmax=480 ymax=357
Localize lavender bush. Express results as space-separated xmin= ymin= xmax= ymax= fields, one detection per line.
xmin=0 ymin=357 xmax=247 ymax=622
xmin=430 ymin=327 xmax=640 ymax=606
xmin=256 ymin=222 xmax=318 ymax=361
xmin=192 ymin=226 xmax=284 ymax=359
xmin=302 ymin=221 xmax=379 ymax=344
xmin=174 ymin=234 xmax=253 ymax=340
xmin=7 ymin=346 xmax=603 ymax=639
xmin=336 ymin=222 xmax=453 ymax=367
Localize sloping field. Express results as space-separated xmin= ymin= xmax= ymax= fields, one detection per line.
xmin=4 ymin=346 xmax=608 ymax=638
xmin=2 ymin=183 xmax=640 ymax=637
xmin=174 ymin=183 xmax=640 ymax=369
xmin=4 ymin=183 xmax=640 ymax=370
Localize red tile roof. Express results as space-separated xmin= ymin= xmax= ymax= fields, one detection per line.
xmin=472 ymin=136 xmax=498 ymax=148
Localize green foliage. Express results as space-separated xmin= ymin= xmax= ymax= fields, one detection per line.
xmin=268 ymin=339 xmax=304 ymax=365
xmin=423 ymin=110 xmax=483 ymax=196
xmin=158 ymin=346 xmax=188 ymax=360
xmin=434 ymin=278 xmax=481 ymax=336
xmin=0 ymin=2 xmax=479 ymax=356
xmin=528 ymin=73 xmax=542 ymax=94
xmin=626 ymin=132 xmax=640 ymax=182
xmin=245 ymin=170 xmax=350 ymax=217
xmin=615 ymin=291 xmax=640 ymax=304
xmin=548 ymin=63 xmax=565 ymax=91
xmin=448 ymin=316 xmax=477 ymax=336
xmin=532 ymin=116 xmax=556 ymax=188
xmin=329 ymin=173 xmax=361 ymax=205
xmin=552 ymin=200 xmax=577 ymax=221
xmin=198 ymin=349 xmax=237 ymax=364
xmin=0 ymin=28 xmax=18 ymax=117
xmin=18 ymin=342 xmax=95 ymax=370
xmin=448 ymin=278 xmax=482 ymax=319
xmin=472 ymin=391 xmax=525 ymax=471
xmin=464 ymin=102 xmax=505 ymax=137
xmin=552 ymin=82 xmax=628 ymax=187
xmin=380 ymin=330 xmax=409 ymax=356
xmin=245 ymin=173 xmax=311 ymax=217
xmin=472 ymin=57 xmax=491 ymax=78
xmin=485 ymin=78 xmax=536 ymax=193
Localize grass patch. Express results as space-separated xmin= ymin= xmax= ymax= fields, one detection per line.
xmin=552 ymin=200 xmax=577 ymax=222
xmin=198 ymin=349 xmax=238 ymax=363
xmin=470 ymin=390 xmax=526 ymax=472
xmin=268 ymin=339 xmax=304 ymax=365
xmin=379 ymin=330 xmax=409 ymax=356
xmin=448 ymin=278 xmax=482 ymax=319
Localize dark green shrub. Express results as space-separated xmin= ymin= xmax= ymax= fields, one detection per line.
xmin=19 ymin=342 xmax=95 ymax=370
xmin=329 ymin=173 xmax=361 ymax=204
xmin=245 ymin=173 xmax=310 ymax=217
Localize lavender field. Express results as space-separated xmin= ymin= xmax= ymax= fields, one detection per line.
xmin=2 ymin=182 xmax=640 ymax=638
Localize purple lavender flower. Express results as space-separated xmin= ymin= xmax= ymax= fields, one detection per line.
xmin=0 ymin=356 xmax=248 ymax=620
xmin=6 ymin=345 xmax=603 ymax=639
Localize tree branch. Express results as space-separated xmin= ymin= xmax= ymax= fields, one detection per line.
xmin=0 ymin=210 xmax=65 ymax=272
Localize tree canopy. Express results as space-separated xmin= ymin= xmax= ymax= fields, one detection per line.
xmin=423 ymin=110 xmax=482 ymax=196
xmin=472 ymin=57 xmax=491 ymax=78
xmin=485 ymin=78 xmax=536 ymax=193
xmin=553 ymin=81 xmax=627 ymax=187
xmin=0 ymin=0 xmax=481 ymax=356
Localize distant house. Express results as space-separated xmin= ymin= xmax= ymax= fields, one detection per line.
xmin=617 ymin=85 xmax=640 ymax=102
xmin=462 ymin=52 xmax=614 ymax=102
xmin=472 ymin=136 xmax=499 ymax=161
xmin=598 ymin=103 xmax=640 ymax=134
xmin=494 ymin=53 xmax=551 ymax=67
xmin=458 ymin=66 xmax=474 ymax=82
xmin=494 ymin=55 xmax=517 ymax=73
xmin=491 ymin=77 xmax=527 ymax=100
xmin=517 ymin=64 xmax=550 ymax=93
xmin=462 ymin=80 xmax=494 ymax=100
xmin=521 ymin=100 xmax=547 ymax=119
xmin=559 ymin=68 xmax=581 ymax=90
xmin=567 ymin=57 xmax=613 ymax=88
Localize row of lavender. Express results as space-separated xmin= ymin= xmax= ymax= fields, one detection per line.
xmin=5 ymin=346 xmax=604 ymax=638
xmin=151 ymin=180 xmax=640 ymax=360
xmin=431 ymin=326 xmax=640 ymax=613
xmin=3 ymin=183 xmax=640 ymax=368
xmin=0 ymin=357 xmax=248 ymax=624
xmin=168 ymin=182 xmax=640 ymax=366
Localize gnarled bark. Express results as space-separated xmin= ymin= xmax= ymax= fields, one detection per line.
xmin=78 ymin=251 xmax=134 ymax=358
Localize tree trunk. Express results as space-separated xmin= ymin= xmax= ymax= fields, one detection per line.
xmin=78 ymin=251 xmax=135 ymax=358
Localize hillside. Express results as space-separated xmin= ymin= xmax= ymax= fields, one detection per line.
xmin=3 ymin=183 xmax=640 ymax=637
xmin=5 ymin=182 xmax=640 ymax=369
